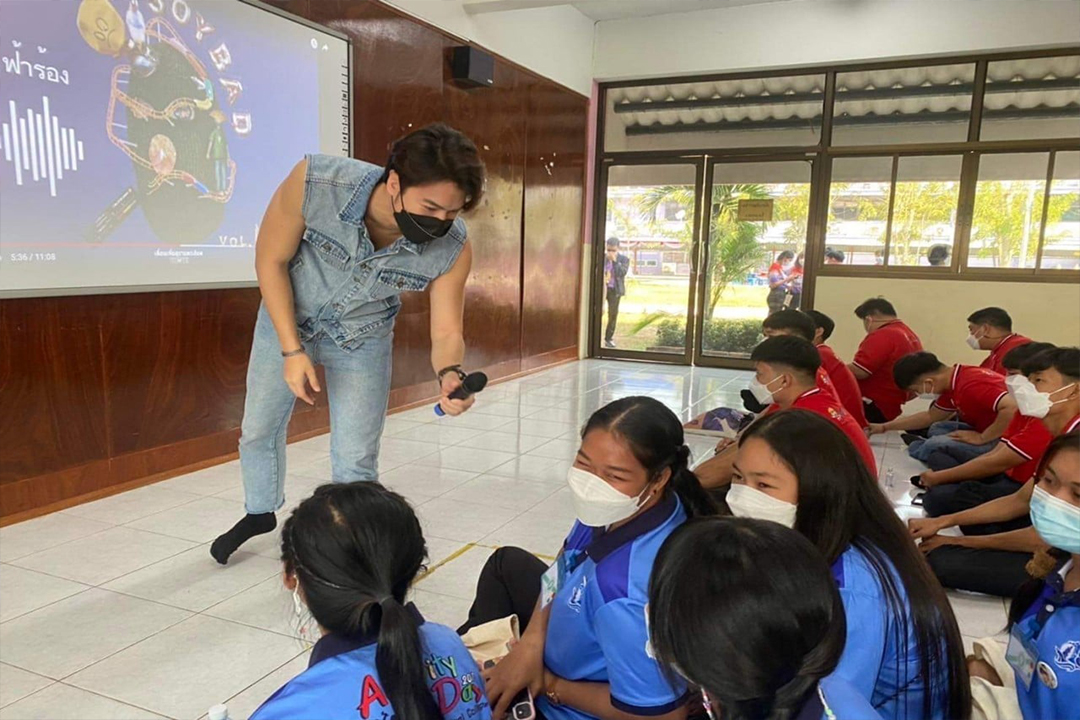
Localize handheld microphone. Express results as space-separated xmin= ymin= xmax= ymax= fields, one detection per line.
xmin=434 ymin=371 xmax=488 ymax=417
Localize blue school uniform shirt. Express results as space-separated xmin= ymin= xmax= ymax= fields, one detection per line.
xmin=1012 ymin=559 xmax=1080 ymax=720
xmin=251 ymin=604 xmax=491 ymax=720
xmin=540 ymin=494 xmax=689 ymax=720
xmin=830 ymin=544 xmax=944 ymax=720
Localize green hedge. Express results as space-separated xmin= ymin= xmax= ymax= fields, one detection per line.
xmin=655 ymin=318 xmax=762 ymax=354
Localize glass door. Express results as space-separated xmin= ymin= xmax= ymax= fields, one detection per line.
xmin=592 ymin=161 xmax=704 ymax=362
xmin=694 ymin=158 xmax=815 ymax=364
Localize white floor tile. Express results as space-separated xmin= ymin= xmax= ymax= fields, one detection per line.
xmin=411 ymin=589 xmax=473 ymax=631
xmin=382 ymin=416 xmax=425 ymax=437
xmin=948 ymin=591 xmax=1009 ymax=638
xmin=0 ymin=589 xmax=190 ymax=679
xmin=378 ymin=464 xmax=478 ymax=501
xmin=0 ymin=665 xmax=52 ymax=709
xmin=491 ymin=419 xmax=580 ymax=440
xmin=430 ymin=412 xmax=512 ymax=432
xmin=469 ymin=401 xmax=533 ymax=418
xmin=203 ymin=576 xmax=298 ymax=639
xmin=154 ymin=462 xmax=240 ymax=497
xmin=125 ymin=497 xmax=247 ymax=544
xmin=8 ymin=527 xmax=197 ymax=586
xmin=0 ymin=565 xmax=89 ymax=623
xmin=414 ymin=447 xmax=518 ymax=474
xmin=454 ymin=431 xmax=550 ymax=455
xmin=62 ymin=486 xmax=202 ymax=526
xmin=0 ymin=682 xmax=166 ymax=720
xmin=414 ymin=545 xmax=490 ymax=600
xmin=443 ymin=474 xmax=560 ymax=512
xmin=425 ymin=535 xmax=467 ymax=567
xmin=0 ymin=516 xmax=112 ymax=564
xmin=482 ymin=513 xmax=570 ymax=558
xmin=487 ymin=455 xmax=570 ymax=484
xmin=378 ymin=437 xmax=443 ymax=469
xmin=526 ymin=437 xmax=581 ymax=461
xmin=103 ymin=547 xmax=281 ymax=612
xmin=216 ymin=651 xmax=309 ymax=720
xmin=67 ymin=615 xmax=301 ymax=720
xmin=391 ymin=423 xmax=486 ymax=447
xmin=415 ymin=498 xmax=521 ymax=543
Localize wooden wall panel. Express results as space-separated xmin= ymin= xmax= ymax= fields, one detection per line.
xmin=522 ymin=83 xmax=588 ymax=360
xmin=0 ymin=0 xmax=586 ymax=521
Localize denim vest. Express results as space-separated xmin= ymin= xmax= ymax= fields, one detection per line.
xmin=288 ymin=155 xmax=467 ymax=351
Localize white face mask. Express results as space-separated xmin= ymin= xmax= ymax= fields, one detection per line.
xmin=966 ymin=328 xmax=985 ymax=351
xmin=1011 ymin=381 xmax=1077 ymax=419
xmin=292 ymin=585 xmax=319 ymax=645
xmin=726 ymin=483 xmax=797 ymax=528
xmin=918 ymin=379 xmax=939 ymax=402
xmin=748 ymin=374 xmax=784 ymax=406
xmin=566 ymin=466 xmax=652 ymax=528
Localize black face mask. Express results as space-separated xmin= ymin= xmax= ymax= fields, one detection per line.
xmin=393 ymin=193 xmax=454 ymax=245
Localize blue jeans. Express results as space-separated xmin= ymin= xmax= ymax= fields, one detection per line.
xmin=239 ymin=307 xmax=393 ymax=514
xmin=907 ymin=420 xmax=996 ymax=464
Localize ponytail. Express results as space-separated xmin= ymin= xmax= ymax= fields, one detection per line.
xmin=281 ymin=483 xmax=440 ymax=719
xmin=376 ymin=598 xmax=442 ymax=720
xmin=667 ymin=445 xmax=717 ymax=519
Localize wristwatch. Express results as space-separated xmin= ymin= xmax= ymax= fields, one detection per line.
xmin=436 ymin=364 xmax=467 ymax=384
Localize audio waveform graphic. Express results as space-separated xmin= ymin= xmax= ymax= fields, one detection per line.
xmin=0 ymin=97 xmax=84 ymax=198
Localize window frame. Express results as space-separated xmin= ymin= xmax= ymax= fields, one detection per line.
xmin=597 ymin=47 xmax=1080 ymax=285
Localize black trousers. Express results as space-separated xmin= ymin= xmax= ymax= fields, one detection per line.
xmin=926 ymin=545 xmax=1032 ymax=599
xmin=864 ymin=400 xmax=887 ymax=425
xmin=604 ymin=288 xmax=622 ymax=343
xmin=459 ymin=547 xmax=547 ymax=635
xmin=922 ymin=453 xmax=1031 ymax=535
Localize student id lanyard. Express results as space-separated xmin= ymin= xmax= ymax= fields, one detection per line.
xmin=540 ymin=550 xmax=585 ymax=609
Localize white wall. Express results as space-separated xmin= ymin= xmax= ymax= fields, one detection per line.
xmin=383 ymin=0 xmax=595 ymax=95
xmin=814 ymin=276 xmax=1080 ymax=366
xmin=594 ymin=0 xmax=1080 ymax=81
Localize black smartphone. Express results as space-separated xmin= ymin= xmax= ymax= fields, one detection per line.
xmin=912 ymin=492 xmax=926 ymax=506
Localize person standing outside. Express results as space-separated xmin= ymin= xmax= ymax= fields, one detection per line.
xmin=766 ymin=249 xmax=795 ymax=315
xmin=211 ymin=124 xmax=485 ymax=565
xmin=603 ymin=236 xmax=630 ymax=349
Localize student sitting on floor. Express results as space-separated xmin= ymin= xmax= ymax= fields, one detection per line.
xmin=805 ymin=308 xmax=868 ymax=428
xmin=870 ymin=351 xmax=1017 ymax=467
xmin=849 ymin=297 xmax=923 ymax=424
xmin=251 ymin=482 xmax=490 ymax=720
xmin=726 ymin=410 xmax=970 ymax=720
xmin=463 ymin=396 xmax=716 ymax=720
xmin=909 ymin=347 xmax=1080 ymax=599
xmin=964 ymin=432 xmax=1080 ymax=720
xmin=917 ymin=343 xmax=1055 ymax=519
xmin=966 ymin=306 xmax=1030 ymax=376
xmin=695 ymin=336 xmax=877 ymax=488
xmin=648 ymin=517 xmax=884 ymax=720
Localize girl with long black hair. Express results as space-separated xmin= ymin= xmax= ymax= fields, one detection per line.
xmin=463 ymin=396 xmax=716 ymax=720
xmin=649 ymin=516 xmax=883 ymax=720
xmin=727 ymin=409 xmax=970 ymax=720
xmin=251 ymin=482 xmax=491 ymax=720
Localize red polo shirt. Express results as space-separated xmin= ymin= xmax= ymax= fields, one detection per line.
xmin=852 ymin=320 xmax=923 ymax=421
xmin=766 ymin=387 xmax=878 ymax=474
xmin=980 ymin=334 xmax=1031 ymax=376
xmin=818 ymin=343 xmax=868 ymax=428
xmin=932 ymin=365 xmax=1009 ymax=433
xmin=1063 ymin=414 xmax=1080 ymax=435
xmin=1000 ymin=413 xmax=1054 ymax=483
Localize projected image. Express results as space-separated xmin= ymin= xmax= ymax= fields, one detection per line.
xmin=0 ymin=0 xmax=350 ymax=294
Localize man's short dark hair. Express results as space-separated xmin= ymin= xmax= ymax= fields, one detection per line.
xmin=967 ymin=307 xmax=1013 ymax=332
xmin=762 ymin=310 xmax=815 ymax=342
xmin=927 ymin=244 xmax=951 ymax=266
xmin=803 ymin=310 xmax=835 ymax=342
xmin=893 ymin=352 xmax=947 ymax=389
xmin=1022 ymin=347 xmax=1080 ymax=382
xmin=606 ymin=237 xmax=620 ymax=248
xmin=854 ymin=297 xmax=897 ymax=319
xmin=1002 ymin=342 xmax=1054 ymax=372
xmin=751 ymin=336 xmax=821 ymax=380
xmin=385 ymin=123 xmax=485 ymax=211
xmin=824 ymin=248 xmax=846 ymax=263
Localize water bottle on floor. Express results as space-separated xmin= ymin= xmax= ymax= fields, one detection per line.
xmin=885 ymin=467 xmax=895 ymax=490
xmin=208 ymin=704 xmax=230 ymax=720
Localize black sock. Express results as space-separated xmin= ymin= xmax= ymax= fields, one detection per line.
xmin=210 ymin=513 xmax=277 ymax=565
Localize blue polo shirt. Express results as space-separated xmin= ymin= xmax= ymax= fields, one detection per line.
xmin=1012 ymin=560 xmax=1080 ymax=720
xmin=830 ymin=544 xmax=944 ymax=720
xmin=251 ymin=604 xmax=491 ymax=720
xmin=540 ymin=495 xmax=689 ymax=720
